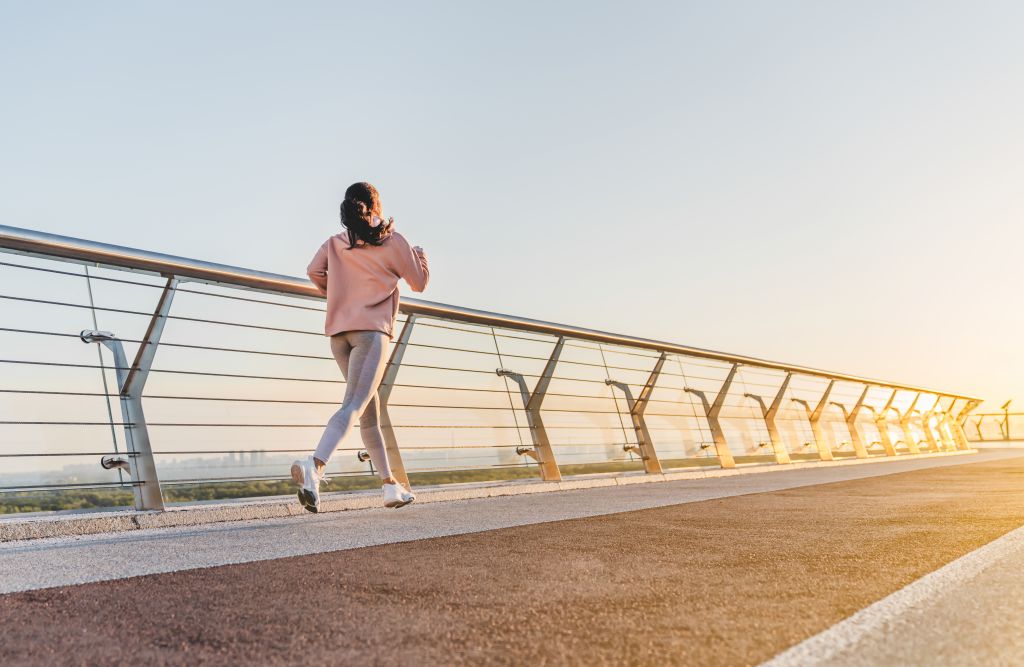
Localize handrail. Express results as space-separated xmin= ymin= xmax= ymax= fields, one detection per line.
xmin=0 ymin=223 xmax=981 ymax=401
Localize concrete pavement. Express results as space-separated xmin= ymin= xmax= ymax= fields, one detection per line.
xmin=2 ymin=449 xmax=1019 ymax=595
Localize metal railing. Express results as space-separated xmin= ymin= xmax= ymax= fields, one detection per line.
xmin=0 ymin=224 xmax=982 ymax=512
xmin=967 ymin=401 xmax=1022 ymax=441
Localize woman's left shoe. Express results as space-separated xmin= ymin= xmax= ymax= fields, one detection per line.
xmin=291 ymin=456 xmax=324 ymax=513
xmin=383 ymin=482 xmax=415 ymax=509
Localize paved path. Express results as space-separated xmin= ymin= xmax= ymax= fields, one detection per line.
xmin=766 ymin=519 xmax=1024 ymax=666
xmin=1 ymin=450 xmax=1019 ymax=594
xmin=1 ymin=450 xmax=1023 ymax=666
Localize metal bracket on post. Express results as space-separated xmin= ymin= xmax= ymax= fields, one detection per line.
xmin=377 ymin=315 xmax=416 ymax=489
xmin=831 ymin=386 xmax=870 ymax=459
xmin=495 ymin=337 xmax=565 ymax=482
xmin=79 ymin=276 xmax=176 ymax=511
xmin=100 ymin=455 xmax=131 ymax=473
xmin=684 ymin=363 xmax=739 ymax=469
xmin=605 ymin=352 xmax=664 ymax=474
xmin=743 ymin=371 xmax=792 ymax=465
xmin=791 ymin=380 xmax=836 ymax=461
xmin=514 ymin=446 xmax=541 ymax=462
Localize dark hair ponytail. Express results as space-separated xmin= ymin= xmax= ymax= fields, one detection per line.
xmin=340 ymin=182 xmax=393 ymax=248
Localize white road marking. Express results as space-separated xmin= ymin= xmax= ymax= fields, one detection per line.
xmin=762 ymin=523 xmax=1024 ymax=666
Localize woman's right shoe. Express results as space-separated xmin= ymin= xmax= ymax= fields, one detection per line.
xmin=291 ymin=456 xmax=323 ymax=513
xmin=383 ymin=482 xmax=415 ymax=508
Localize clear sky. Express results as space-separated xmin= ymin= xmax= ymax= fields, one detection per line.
xmin=2 ymin=1 xmax=1021 ymax=410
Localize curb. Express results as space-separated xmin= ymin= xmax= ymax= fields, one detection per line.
xmin=0 ymin=450 xmax=977 ymax=542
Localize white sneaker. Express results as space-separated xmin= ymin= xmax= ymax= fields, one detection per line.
xmin=383 ymin=482 xmax=415 ymax=508
xmin=291 ymin=456 xmax=323 ymax=513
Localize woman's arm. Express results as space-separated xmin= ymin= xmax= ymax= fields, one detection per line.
xmin=395 ymin=234 xmax=430 ymax=292
xmin=307 ymin=240 xmax=329 ymax=295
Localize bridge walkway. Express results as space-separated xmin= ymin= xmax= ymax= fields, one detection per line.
xmin=2 ymin=449 xmax=1023 ymax=665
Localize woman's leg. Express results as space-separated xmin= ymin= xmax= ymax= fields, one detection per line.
xmin=312 ymin=331 xmax=391 ymax=472
xmin=311 ymin=334 xmax=353 ymax=468
xmin=356 ymin=392 xmax=393 ymax=482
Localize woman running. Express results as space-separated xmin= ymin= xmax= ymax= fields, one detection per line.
xmin=292 ymin=182 xmax=429 ymax=513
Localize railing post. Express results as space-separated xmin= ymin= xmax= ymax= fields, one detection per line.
xmin=898 ymin=393 xmax=922 ymax=454
xmin=929 ymin=398 xmax=948 ymax=451
xmin=684 ymin=363 xmax=738 ymax=468
xmin=791 ymin=379 xmax=836 ymax=461
xmin=869 ymin=389 xmax=899 ymax=456
xmin=80 ymin=277 xmax=176 ymax=511
xmin=919 ymin=399 xmax=942 ymax=452
xmin=377 ymin=315 xmax=415 ymax=488
xmin=972 ymin=415 xmax=986 ymax=441
xmin=743 ymin=371 xmax=792 ymax=465
xmin=831 ymin=386 xmax=870 ymax=458
xmin=934 ymin=397 xmax=958 ymax=451
xmin=917 ymin=403 xmax=937 ymax=450
xmin=605 ymin=351 xmax=665 ymax=474
xmin=952 ymin=400 xmax=978 ymax=449
xmin=942 ymin=400 xmax=964 ymax=450
xmin=999 ymin=400 xmax=1013 ymax=441
xmin=910 ymin=410 xmax=933 ymax=451
xmin=496 ymin=337 xmax=564 ymax=482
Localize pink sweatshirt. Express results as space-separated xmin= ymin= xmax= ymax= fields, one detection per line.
xmin=306 ymin=230 xmax=430 ymax=339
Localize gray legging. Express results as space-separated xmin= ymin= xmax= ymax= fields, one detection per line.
xmin=313 ymin=330 xmax=392 ymax=479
